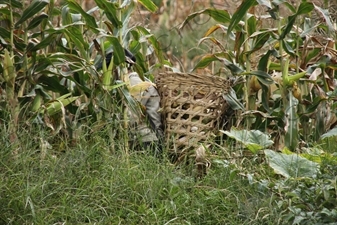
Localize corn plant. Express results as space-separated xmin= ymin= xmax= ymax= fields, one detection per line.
xmin=0 ymin=0 xmax=164 ymax=149
xmin=180 ymin=0 xmax=337 ymax=151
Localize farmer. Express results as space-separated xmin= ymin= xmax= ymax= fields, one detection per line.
xmin=96 ymin=48 xmax=164 ymax=157
xmin=127 ymin=71 xmax=164 ymax=157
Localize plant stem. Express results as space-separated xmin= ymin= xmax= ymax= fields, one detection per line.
xmin=244 ymin=12 xmax=254 ymax=129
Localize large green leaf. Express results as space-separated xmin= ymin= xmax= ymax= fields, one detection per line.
xmin=227 ymin=0 xmax=258 ymax=35
xmin=67 ymin=0 xmax=98 ymax=31
xmin=179 ymin=8 xmax=231 ymax=30
xmin=2 ymin=0 xmax=23 ymax=8
xmin=193 ymin=54 xmax=219 ymax=70
xmin=223 ymin=88 xmax=244 ymax=111
xmin=136 ymin=26 xmax=164 ymax=64
xmin=280 ymin=2 xmax=314 ymax=39
xmin=321 ymin=128 xmax=337 ymax=140
xmin=26 ymin=13 xmax=49 ymax=30
xmin=220 ymin=127 xmax=274 ymax=153
xmin=242 ymin=70 xmax=274 ymax=85
xmin=264 ymin=150 xmax=320 ymax=178
xmin=138 ymin=0 xmax=158 ymax=13
xmin=106 ymin=36 xmax=125 ymax=66
xmin=258 ymin=49 xmax=279 ymax=71
xmin=215 ymin=56 xmax=244 ymax=75
xmin=248 ymin=31 xmax=270 ymax=53
xmin=296 ymin=2 xmax=314 ymax=15
xmin=95 ymin=0 xmax=121 ymax=28
xmin=15 ymin=0 xmax=49 ymax=27
xmin=64 ymin=26 xmax=89 ymax=57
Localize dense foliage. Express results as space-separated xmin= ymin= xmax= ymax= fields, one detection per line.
xmin=1 ymin=0 xmax=337 ymax=224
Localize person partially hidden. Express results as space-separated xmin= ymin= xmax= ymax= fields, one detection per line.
xmin=96 ymin=48 xmax=164 ymax=158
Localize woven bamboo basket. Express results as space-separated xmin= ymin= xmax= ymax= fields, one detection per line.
xmin=156 ymin=72 xmax=231 ymax=176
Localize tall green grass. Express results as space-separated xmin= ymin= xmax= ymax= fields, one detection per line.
xmin=0 ymin=128 xmax=281 ymax=224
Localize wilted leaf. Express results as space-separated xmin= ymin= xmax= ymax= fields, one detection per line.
xmin=204 ymin=24 xmax=228 ymax=37
xmin=314 ymin=5 xmax=335 ymax=32
xmin=264 ymin=150 xmax=320 ymax=178
xmin=128 ymin=81 xmax=155 ymax=97
xmin=220 ymin=127 xmax=274 ymax=153
xmin=296 ymin=2 xmax=314 ymax=15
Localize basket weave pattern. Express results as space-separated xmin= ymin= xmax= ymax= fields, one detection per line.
xmin=156 ymin=72 xmax=231 ymax=159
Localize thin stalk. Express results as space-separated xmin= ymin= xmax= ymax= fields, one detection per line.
xmin=117 ymin=0 xmax=129 ymax=156
xmin=7 ymin=1 xmax=19 ymax=143
xmin=244 ymin=13 xmax=254 ymax=129
xmin=278 ymin=13 xmax=288 ymax=109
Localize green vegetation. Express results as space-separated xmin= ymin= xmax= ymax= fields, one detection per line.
xmin=1 ymin=0 xmax=337 ymax=224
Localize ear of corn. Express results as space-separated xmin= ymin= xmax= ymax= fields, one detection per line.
xmin=44 ymin=94 xmax=80 ymax=116
xmin=31 ymin=93 xmax=43 ymax=112
xmin=3 ymin=49 xmax=16 ymax=84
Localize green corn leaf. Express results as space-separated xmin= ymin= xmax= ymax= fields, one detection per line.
xmin=242 ymin=70 xmax=274 ymax=85
xmin=31 ymin=93 xmax=43 ymax=112
xmin=296 ymin=2 xmax=314 ymax=15
xmin=179 ymin=8 xmax=231 ymax=30
xmin=193 ymin=54 xmax=219 ymax=70
xmin=246 ymin=15 xmax=257 ymax=36
xmin=280 ymin=2 xmax=314 ymax=40
xmin=248 ymin=31 xmax=270 ymax=53
xmin=260 ymin=82 xmax=271 ymax=113
xmin=227 ymin=0 xmax=258 ymax=35
xmin=138 ymin=0 xmax=158 ymax=13
xmin=15 ymin=0 xmax=49 ymax=27
xmin=282 ymin=39 xmax=296 ymax=57
xmin=279 ymin=14 xmax=296 ymax=39
xmin=223 ymin=88 xmax=244 ymax=111
xmin=136 ymin=26 xmax=164 ymax=64
xmin=2 ymin=0 xmax=23 ymax=8
xmin=67 ymin=0 xmax=98 ymax=31
xmin=258 ymin=49 xmax=279 ymax=71
xmin=45 ymin=94 xmax=80 ymax=116
xmin=3 ymin=49 xmax=15 ymax=83
xmin=106 ymin=36 xmax=125 ymax=66
xmin=26 ymin=13 xmax=49 ymax=30
xmin=95 ymin=0 xmax=121 ymax=28
xmin=0 ymin=27 xmax=10 ymax=40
